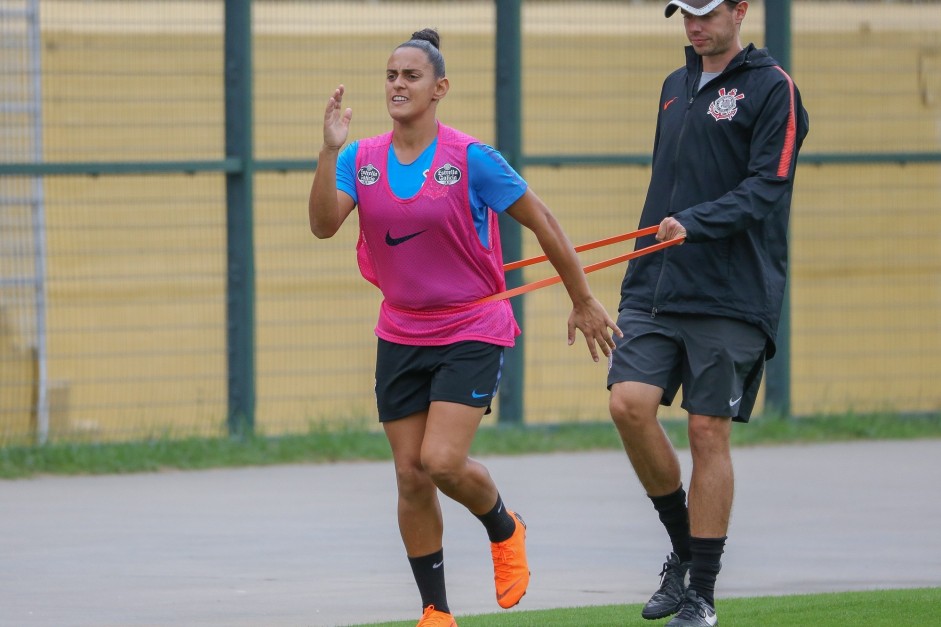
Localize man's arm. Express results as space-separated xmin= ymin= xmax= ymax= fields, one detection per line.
xmin=674 ymin=75 xmax=805 ymax=242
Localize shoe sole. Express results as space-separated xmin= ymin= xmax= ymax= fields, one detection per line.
xmin=499 ymin=589 xmax=526 ymax=609
xmin=642 ymin=606 xmax=681 ymax=620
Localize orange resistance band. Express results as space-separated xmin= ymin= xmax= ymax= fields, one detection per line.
xmin=478 ymin=225 xmax=685 ymax=303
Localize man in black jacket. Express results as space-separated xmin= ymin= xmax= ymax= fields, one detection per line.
xmin=606 ymin=2 xmax=809 ymax=625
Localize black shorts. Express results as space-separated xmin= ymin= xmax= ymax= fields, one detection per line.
xmin=375 ymin=339 xmax=505 ymax=422
xmin=607 ymin=309 xmax=767 ymax=423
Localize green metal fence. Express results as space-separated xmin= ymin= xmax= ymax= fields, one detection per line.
xmin=1 ymin=1 xmax=939 ymax=445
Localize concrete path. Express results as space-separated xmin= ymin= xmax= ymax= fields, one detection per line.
xmin=2 ymin=439 xmax=939 ymax=627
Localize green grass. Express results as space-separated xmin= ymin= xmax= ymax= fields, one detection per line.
xmin=354 ymin=587 xmax=940 ymax=626
xmin=2 ymin=412 xmax=940 ymax=479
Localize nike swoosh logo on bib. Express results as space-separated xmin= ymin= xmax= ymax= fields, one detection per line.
xmin=385 ymin=229 xmax=426 ymax=246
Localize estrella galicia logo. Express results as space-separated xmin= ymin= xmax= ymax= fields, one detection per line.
xmin=357 ymin=164 xmax=380 ymax=186
xmin=433 ymin=163 xmax=462 ymax=186
xmin=708 ymin=87 xmax=745 ymax=122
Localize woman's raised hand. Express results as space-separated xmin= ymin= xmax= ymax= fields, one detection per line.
xmin=323 ymin=84 xmax=353 ymax=150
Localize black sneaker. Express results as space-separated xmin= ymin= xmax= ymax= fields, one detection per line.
xmin=641 ymin=552 xmax=690 ymax=620
xmin=666 ymin=589 xmax=718 ymax=627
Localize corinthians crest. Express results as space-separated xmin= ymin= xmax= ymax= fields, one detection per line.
xmin=707 ymin=87 xmax=745 ymax=122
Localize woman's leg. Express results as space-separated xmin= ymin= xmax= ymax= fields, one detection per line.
xmin=385 ymin=410 xmax=445 ymax=555
xmin=420 ymin=400 xmax=529 ymax=609
xmin=419 ymin=401 xmax=495 ymax=514
xmin=384 ymin=411 xmax=450 ymax=614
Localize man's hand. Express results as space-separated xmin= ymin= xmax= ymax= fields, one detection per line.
xmin=656 ymin=217 xmax=686 ymax=243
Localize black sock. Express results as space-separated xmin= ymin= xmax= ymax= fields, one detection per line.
xmin=408 ymin=549 xmax=449 ymax=614
xmin=649 ymin=486 xmax=691 ymax=562
xmin=688 ymin=536 xmax=726 ymax=608
xmin=474 ymin=493 xmax=516 ymax=543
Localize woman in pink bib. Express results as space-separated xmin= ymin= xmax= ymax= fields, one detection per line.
xmin=308 ymin=28 xmax=620 ymax=627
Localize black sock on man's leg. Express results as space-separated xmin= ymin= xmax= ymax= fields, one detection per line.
xmin=649 ymin=485 xmax=691 ymax=562
xmin=408 ymin=548 xmax=449 ymax=613
xmin=475 ymin=493 xmax=516 ymax=543
xmin=688 ymin=535 xmax=726 ymax=607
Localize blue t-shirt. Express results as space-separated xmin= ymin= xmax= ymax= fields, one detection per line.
xmin=336 ymin=138 xmax=527 ymax=247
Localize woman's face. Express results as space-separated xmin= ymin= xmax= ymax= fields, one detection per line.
xmin=385 ymin=46 xmax=446 ymax=123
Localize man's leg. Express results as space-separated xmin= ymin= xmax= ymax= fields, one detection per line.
xmin=609 ymin=381 xmax=681 ymax=496
xmin=666 ymin=315 xmax=763 ymax=626
xmin=686 ymin=413 xmax=732 ymax=607
xmin=610 ymin=381 xmax=691 ymax=620
xmin=663 ymin=413 xmax=731 ymax=626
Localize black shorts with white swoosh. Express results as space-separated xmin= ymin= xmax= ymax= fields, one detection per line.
xmin=607 ymin=310 xmax=767 ymax=422
xmin=375 ymin=339 xmax=504 ymax=422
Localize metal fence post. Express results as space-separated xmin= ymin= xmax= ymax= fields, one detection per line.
xmin=763 ymin=0 xmax=792 ymax=418
xmin=224 ymin=0 xmax=256 ymax=436
xmin=495 ymin=0 xmax=524 ymax=424
xmin=27 ymin=0 xmax=49 ymax=444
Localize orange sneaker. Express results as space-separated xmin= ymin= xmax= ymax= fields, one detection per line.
xmin=416 ymin=604 xmax=457 ymax=627
xmin=490 ymin=510 xmax=530 ymax=608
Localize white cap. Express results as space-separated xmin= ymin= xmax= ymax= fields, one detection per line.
xmin=665 ymin=0 xmax=737 ymax=18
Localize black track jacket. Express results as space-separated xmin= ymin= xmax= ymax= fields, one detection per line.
xmin=619 ymin=44 xmax=809 ymax=359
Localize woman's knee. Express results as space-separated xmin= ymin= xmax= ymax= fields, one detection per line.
xmin=393 ymin=459 xmax=434 ymax=498
xmin=420 ymin=449 xmax=466 ymax=489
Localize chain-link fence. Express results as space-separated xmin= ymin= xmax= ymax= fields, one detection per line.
xmin=1 ymin=1 xmax=939 ymax=445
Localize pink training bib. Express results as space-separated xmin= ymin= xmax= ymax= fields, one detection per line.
xmin=354 ymin=123 xmax=519 ymax=346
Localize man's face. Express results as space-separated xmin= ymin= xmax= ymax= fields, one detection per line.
xmin=681 ymin=3 xmax=742 ymax=60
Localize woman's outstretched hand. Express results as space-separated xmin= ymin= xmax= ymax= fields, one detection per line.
xmin=568 ymin=297 xmax=622 ymax=363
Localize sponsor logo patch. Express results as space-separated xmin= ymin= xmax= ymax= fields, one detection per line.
xmin=356 ymin=164 xmax=380 ymax=186
xmin=433 ymin=163 xmax=462 ymax=186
